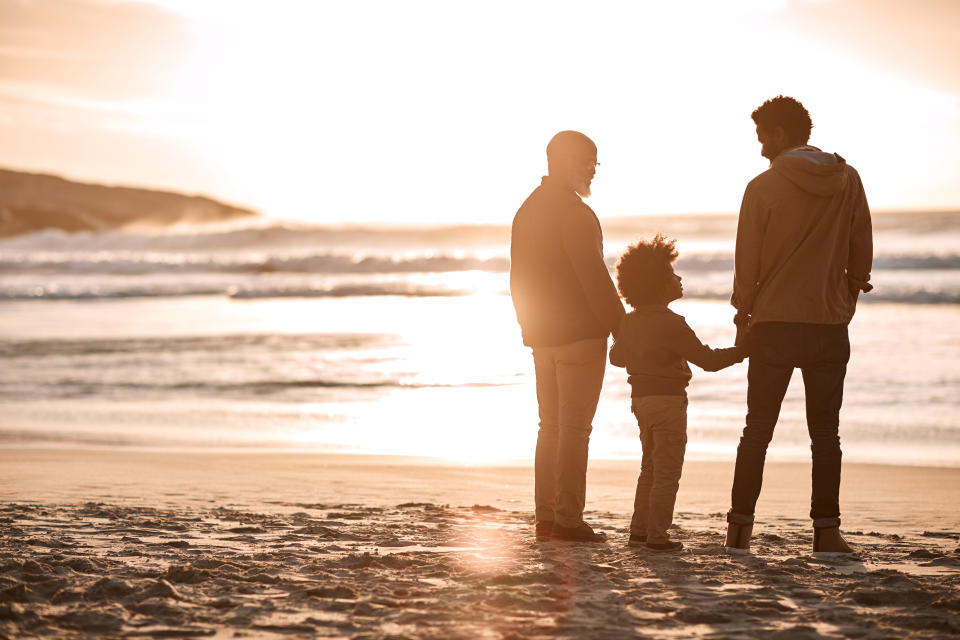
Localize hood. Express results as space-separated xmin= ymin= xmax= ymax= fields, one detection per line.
xmin=771 ymin=146 xmax=847 ymax=196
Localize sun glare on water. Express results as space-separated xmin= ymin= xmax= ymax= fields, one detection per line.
xmin=362 ymin=294 xmax=538 ymax=464
xmin=232 ymin=292 xmax=537 ymax=464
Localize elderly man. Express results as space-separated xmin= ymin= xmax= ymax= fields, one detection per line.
xmin=725 ymin=96 xmax=873 ymax=555
xmin=510 ymin=131 xmax=625 ymax=542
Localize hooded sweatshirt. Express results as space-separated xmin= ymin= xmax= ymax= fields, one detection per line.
xmin=732 ymin=146 xmax=873 ymax=325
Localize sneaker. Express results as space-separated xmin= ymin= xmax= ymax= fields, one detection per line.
xmin=628 ymin=534 xmax=647 ymax=547
xmin=551 ymin=522 xmax=607 ymax=543
xmin=535 ymin=520 xmax=554 ymax=540
xmin=645 ymin=540 xmax=683 ymax=552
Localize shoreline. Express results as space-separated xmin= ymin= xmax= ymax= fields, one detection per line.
xmin=4 ymin=442 xmax=960 ymax=469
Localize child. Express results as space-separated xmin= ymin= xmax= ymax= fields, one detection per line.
xmin=610 ymin=234 xmax=745 ymax=551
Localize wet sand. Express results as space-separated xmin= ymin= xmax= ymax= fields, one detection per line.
xmin=1 ymin=449 xmax=959 ymax=638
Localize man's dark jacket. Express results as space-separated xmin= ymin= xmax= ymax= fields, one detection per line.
xmin=510 ymin=176 xmax=624 ymax=347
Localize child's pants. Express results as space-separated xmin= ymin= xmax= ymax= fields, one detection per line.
xmin=630 ymin=395 xmax=688 ymax=544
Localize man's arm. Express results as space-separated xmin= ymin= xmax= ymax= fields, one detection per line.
xmin=731 ymin=182 xmax=767 ymax=317
xmin=561 ymin=207 xmax=625 ymax=335
xmin=609 ymin=315 xmax=629 ymax=367
xmin=508 ymin=257 xmax=529 ymax=328
xmin=846 ymin=169 xmax=873 ymax=295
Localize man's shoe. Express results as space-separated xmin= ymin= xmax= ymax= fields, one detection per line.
xmin=551 ymin=522 xmax=607 ymax=543
xmin=813 ymin=526 xmax=855 ymax=558
xmin=535 ymin=520 xmax=554 ymax=540
xmin=628 ymin=533 xmax=647 ymax=547
xmin=724 ymin=522 xmax=753 ymax=555
xmin=646 ymin=540 xmax=683 ymax=552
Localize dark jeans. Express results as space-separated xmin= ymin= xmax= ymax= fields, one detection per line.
xmin=729 ymin=322 xmax=850 ymax=528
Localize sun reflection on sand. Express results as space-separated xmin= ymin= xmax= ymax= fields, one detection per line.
xmin=457 ymin=516 xmax=520 ymax=573
xmin=449 ymin=508 xmax=624 ymax=638
xmin=450 ymin=511 xmax=588 ymax=637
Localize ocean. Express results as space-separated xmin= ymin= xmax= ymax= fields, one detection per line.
xmin=1 ymin=211 xmax=958 ymax=467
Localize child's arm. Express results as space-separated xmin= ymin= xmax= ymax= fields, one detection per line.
xmin=673 ymin=320 xmax=745 ymax=372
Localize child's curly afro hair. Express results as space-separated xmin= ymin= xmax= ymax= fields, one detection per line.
xmin=615 ymin=233 xmax=678 ymax=309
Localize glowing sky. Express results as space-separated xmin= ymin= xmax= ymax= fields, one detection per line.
xmin=1 ymin=0 xmax=958 ymax=223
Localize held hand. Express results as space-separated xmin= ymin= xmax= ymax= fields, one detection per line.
xmin=733 ymin=312 xmax=751 ymax=347
xmin=848 ymin=281 xmax=872 ymax=299
xmin=735 ymin=325 xmax=750 ymax=347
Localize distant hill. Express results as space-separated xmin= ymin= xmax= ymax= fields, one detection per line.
xmin=0 ymin=168 xmax=257 ymax=236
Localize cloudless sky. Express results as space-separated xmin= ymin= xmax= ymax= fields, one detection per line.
xmin=1 ymin=0 xmax=958 ymax=224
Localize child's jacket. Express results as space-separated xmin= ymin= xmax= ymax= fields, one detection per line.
xmin=610 ymin=305 xmax=744 ymax=397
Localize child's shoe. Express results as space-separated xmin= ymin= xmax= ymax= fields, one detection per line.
xmin=724 ymin=522 xmax=753 ymax=554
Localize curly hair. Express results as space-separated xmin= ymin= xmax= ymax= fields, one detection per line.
xmin=616 ymin=233 xmax=678 ymax=309
xmin=751 ymin=95 xmax=812 ymax=145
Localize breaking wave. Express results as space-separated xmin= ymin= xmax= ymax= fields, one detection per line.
xmin=3 ymin=250 xmax=959 ymax=276
xmin=2 ymin=211 xmax=958 ymax=304
xmin=2 ymin=280 xmax=957 ymax=304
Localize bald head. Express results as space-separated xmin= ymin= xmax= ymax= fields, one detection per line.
xmin=546 ymin=131 xmax=598 ymax=197
xmin=547 ymin=131 xmax=596 ymax=170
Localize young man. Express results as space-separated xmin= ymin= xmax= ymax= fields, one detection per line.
xmin=510 ymin=131 xmax=625 ymax=542
xmin=726 ymin=96 xmax=873 ymax=555
xmin=610 ymin=234 xmax=744 ymax=551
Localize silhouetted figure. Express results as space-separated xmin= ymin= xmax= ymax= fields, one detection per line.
xmin=610 ymin=234 xmax=744 ymax=552
xmin=725 ymin=96 xmax=873 ymax=556
xmin=510 ymin=131 xmax=625 ymax=542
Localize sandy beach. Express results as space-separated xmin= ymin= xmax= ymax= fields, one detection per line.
xmin=2 ymin=449 xmax=959 ymax=639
